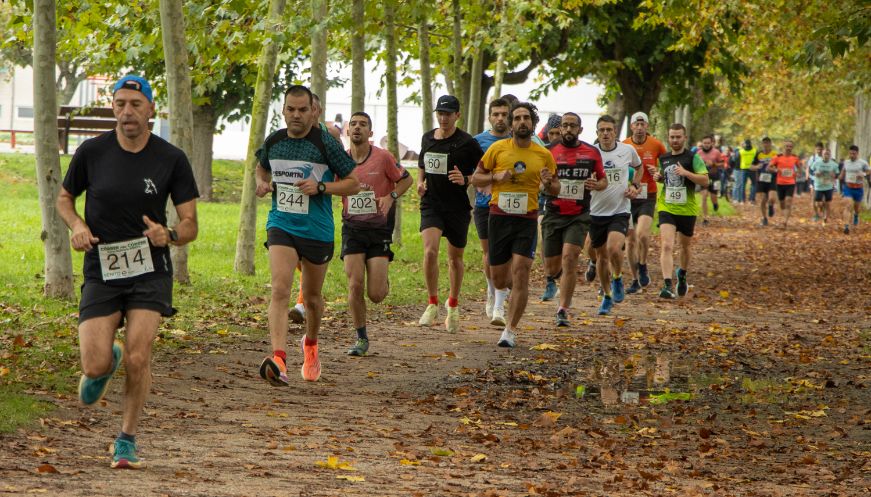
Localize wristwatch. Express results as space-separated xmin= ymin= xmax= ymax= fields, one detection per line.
xmin=317 ymin=181 xmax=326 ymax=194
xmin=390 ymin=191 xmax=399 ymax=200
xmin=168 ymin=227 xmax=179 ymax=243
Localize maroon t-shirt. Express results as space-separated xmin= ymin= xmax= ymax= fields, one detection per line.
xmin=544 ymin=141 xmax=605 ymax=215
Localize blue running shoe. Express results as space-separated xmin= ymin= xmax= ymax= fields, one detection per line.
xmin=853 ymin=213 xmax=859 ymax=226
xmin=611 ymin=277 xmax=625 ymax=303
xmin=626 ymin=279 xmax=641 ymax=294
xmin=79 ymin=342 xmax=122 ymax=405
xmin=111 ymin=438 xmax=144 ymax=469
xmin=541 ymin=278 xmax=558 ymax=301
xmin=598 ymin=296 xmax=613 ymax=315
xmin=638 ymin=264 xmax=650 ymax=287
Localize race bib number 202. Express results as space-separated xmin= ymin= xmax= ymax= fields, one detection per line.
xmin=98 ymin=237 xmax=154 ymax=281
xmin=348 ymin=191 xmax=377 ymax=215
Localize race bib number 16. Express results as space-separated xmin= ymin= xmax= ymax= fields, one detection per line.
xmin=558 ymin=179 xmax=584 ymax=200
xmin=424 ymin=152 xmax=449 ymax=175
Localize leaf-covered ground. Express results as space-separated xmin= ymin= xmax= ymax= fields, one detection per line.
xmin=1 ymin=199 xmax=869 ymax=496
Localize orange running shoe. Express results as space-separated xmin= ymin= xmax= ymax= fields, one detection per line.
xmin=300 ymin=336 xmax=321 ymax=381
xmin=259 ymin=354 xmax=289 ymax=386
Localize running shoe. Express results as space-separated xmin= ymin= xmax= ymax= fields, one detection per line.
xmin=347 ymin=338 xmax=369 ymax=357
xmin=485 ymin=291 xmax=494 ymax=319
xmin=79 ymin=342 xmax=123 ymax=405
xmin=626 ymin=279 xmax=642 ymax=294
xmin=761 ymin=218 xmax=768 ymax=226
xmin=541 ymin=278 xmax=558 ymax=301
xmin=611 ymin=277 xmax=625 ymax=303
xmin=768 ymin=204 xmax=775 ymax=217
xmin=444 ymin=304 xmax=460 ymax=333
xmin=812 ymin=214 xmax=819 ymax=222
xmin=598 ymin=295 xmax=613 ymax=315
xmin=259 ymin=354 xmax=289 ymax=386
xmin=676 ymin=268 xmax=688 ymax=297
xmin=584 ymin=261 xmax=597 ymax=282
xmin=300 ymin=336 xmax=321 ymax=382
xmin=844 ymin=225 xmax=850 ymax=234
xmin=853 ymin=213 xmax=859 ymax=226
xmin=497 ymin=329 xmax=516 ymax=348
xmin=111 ymin=438 xmax=144 ymax=469
xmin=418 ymin=303 xmax=438 ymax=326
xmin=555 ymin=309 xmax=570 ymax=327
xmin=659 ymin=285 xmax=676 ymax=299
xmin=713 ymin=203 xmax=719 ymax=212
xmin=490 ymin=305 xmax=506 ymax=327
xmin=638 ymin=264 xmax=650 ymax=287
xmin=289 ymin=304 xmax=305 ymax=324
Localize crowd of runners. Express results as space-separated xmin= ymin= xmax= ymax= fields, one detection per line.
xmin=59 ymin=76 xmax=869 ymax=469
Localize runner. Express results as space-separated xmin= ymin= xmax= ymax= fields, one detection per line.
xmin=417 ymin=95 xmax=484 ymax=332
xmin=341 ymin=112 xmax=412 ymax=356
xmin=695 ymin=135 xmax=723 ymax=226
xmin=811 ymin=147 xmax=839 ymax=225
xmin=623 ymin=112 xmax=667 ymax=294
xmin=751 ymin=137 xmax=777 ymax=226
xmin=769 ymin=140 xmax=800 ymax=228
xmin=540 ymin=112 xmax=606 ymax=325
xmin=56 ymin=75 xmax=199 ymax=469
xmin=591 ymin=115 xmax=641 ymax=315
xmin=839 ymin=145 xmax=870 ymax=234
xmin=472 ymin=102 xmax=559 ymax=347
xmin=256 ymin=85 xmax=359 ymax=385
xmin=473 ymin=98 xmax=511 ymax=319
xmin=809 ymin=142 xmax=824 ymax=221
xmin=733 ymin=139 xmax=756 ymax=204
xmin=650 ymin=123 xmax=709 ymax=299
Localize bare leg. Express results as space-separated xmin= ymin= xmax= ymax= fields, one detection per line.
xmin=558 ymin=243 xmax=581 ymax=309
xmin=659 ymin=224 xmax=677 ymax=280
xmin=300 ymin=258 xmax=329 ymax=342
xmin=268 ymin=245 xmax=300 ymax=354
xmin=78 ymin=312 xmax=122 ymax=379
xmin=421 ymin=227 xmax=442 ymax=299
xmin=121 ymin=309 xmax=160 ymax=435
xmin=507 ymin=254 xmax=533 ymax=329
xmin=344 ymin=254 xmax=367 ymax=329
xmin=447 ymin=242 xmax=465 ymax=300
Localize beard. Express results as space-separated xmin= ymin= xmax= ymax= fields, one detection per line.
xmin=492 ymin=122 xmax=507 ymax=133
xmin=561 ymin=133 xmax=577 ymax=145
xmin=514 ymin=126 xmax=532 ymax=139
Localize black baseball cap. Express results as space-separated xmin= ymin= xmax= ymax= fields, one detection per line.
xmin=434 ymin=95 xmax=460 ymax=113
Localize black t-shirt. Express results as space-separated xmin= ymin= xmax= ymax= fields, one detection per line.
xmin=62 ymin=130 xmax=199 ymax=284
xmin=418 ymin=128 xmax=483 ymax=211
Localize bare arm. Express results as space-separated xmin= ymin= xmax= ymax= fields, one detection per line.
xmin=255 ymin=164 xmax=274 ymax=198
xmin=56 ymin=187 xmax=99 ymax=251
xmin=471 ymin=164 xmax=495 ymax=187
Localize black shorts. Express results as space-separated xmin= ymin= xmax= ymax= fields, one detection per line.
xmin=341 ymin=225 xmax=394 ymax=261
xmin=657 ymin=211 xmax=697 ymax=237
xmin=630 ymin=198 xmax=656 ymax=225
xmin=776 ymin=184 xmax=795 ymax=201
xmin=473 ymin=206 xmax=490 ymax=240
xmin=420 ymin=207 xmax=472 ymax=249
xmin=265 ymin=227 xmax=334 ymax=264
xmin=707 ymin=173 xmax=719 ymax=193
xmin=540 ymin=212 xmax=590 ymax=258
xmin=756 ymin=177 xmax=775 ymax=194
xmin=589 ymin=213 xmax=630 ymax=249
xmin=488 ymin=215 xmax=537 ymax=266
xmin=79 ymin=277 xmax=174 ymax=324
xmin=814 ymin=189 xmax=833 ymax=202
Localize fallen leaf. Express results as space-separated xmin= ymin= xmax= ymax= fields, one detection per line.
xmin=719 ymin=290 xmax=730 ymax=298
xmin=315 ymin=455 xmax=356 ymax=471
xmin=0 ymin=367 xmax=9 ymax=377
xmin=430 ymin=447 xmax=454 ymax=457
xmin=530 ymin=343 xmax=559 ymax=351
xmin=534 ymin=411 xmax=562 ymax=427
xmin=470 ymin=453 xmax=488 ymax=463
xmin=36 ymin=464 xmax=57 ymax=474
xmin=336 ymin=475 xmax=365 ymax=482
xmin=399 ymin=459 xmax=421 ymax=466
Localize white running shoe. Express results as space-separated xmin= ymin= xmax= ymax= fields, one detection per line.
xmin=418 ymin=304 xmax=439 ymax=326
xmin=497 ymin=328 xmax=516 ymax=348
xmin=289 ymin=303 xmax=305 ymax=323
xmin=485 ymin=292 xmax=494 ymax=319
xmin=490 ymin=305 xmax=506 ymax=327
xmin=444 ymin=304 xmax=460 ymax=333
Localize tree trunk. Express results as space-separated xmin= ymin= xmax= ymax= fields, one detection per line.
xmin=159 ymin=0 xmax=195 ymax=284
xmin=606 ymin=93 xmax=626 ymax=138
xmin=234 ymin=0 xmax=287 ymax=275
xmin=491 ymin=1 xmax=507 ymax=100
xmin=855 ymin=91 xmax=870 ymax=162
xmin=56 ymin=60 xmax=84 ymax=106
xmin=385 ymin=1 xmax=401 ymax=246
xmin=466 ymin=47 xmax=483 ymax=135
xmin=418 ymin=15 xmax=433 ymax=132
xmin=191 ymin=103 xmax=216 ymax=201
xmin=310 ymin=0 xmax=328 ymax=121
xmin=350 ymin=0 xmax=365 ymax=113
xmin=451 ymin=0 xmax=464 ymax=128
xmin=33 ymin=0 xmax=73 ymax=299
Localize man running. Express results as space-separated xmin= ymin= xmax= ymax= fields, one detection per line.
xmin=417 ymin=95 xmax=484 ymax=332
xmin=591 ymin=115 xmax=641 ymax=315
xmin=540 ymin=112 xmax=606 ymax=326
xmin=651 ymin=123 xmax=709 ymax=298
xmin=811 ymin=147 xmax=839 ymax=225
xmin=473 ymin=98 xmax=511 ymax=319
xmin=751 ymin=137 xmax=777 ymax=226
xmin=256 ymin=85 xmax=359 ymax=385
xmin=839 ymin=145 xmax=870 ymax=234
xmin=623 ymin=112 xmax=666 ymax=294
xmin=57 ymin=75 xmax=199 ymax=469
xmin=809 ymin=142 xmax=824 ymax=221
xmin=472 ymin=102 xmax=559 ymax=347
xmin=769 ymin=140 xmax=800 ymax=228
xmin=695 ymin=135 xmax=723 ymax=226
xmin=341 ymin=112 xmax=412 ymax=356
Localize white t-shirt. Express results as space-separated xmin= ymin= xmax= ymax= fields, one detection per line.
xmin=842 ymin=158 xmax=870 ymax=187
xmin=591 ymin=142 xmax=641 ymax=216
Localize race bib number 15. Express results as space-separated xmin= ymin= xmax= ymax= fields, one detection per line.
xmin=497 ymin=192 xmax=528 ymax=214
xmin=99 ymin=237 xmax=154 ymax=281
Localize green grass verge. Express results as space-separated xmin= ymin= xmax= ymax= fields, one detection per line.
xmin=0 ymin=393 xmax=53 ymax=433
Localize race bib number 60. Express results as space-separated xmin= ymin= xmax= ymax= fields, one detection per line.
xmin=348 ymin=191 xmax=377 ymax=215
xmin=665 ymin=186 xmax=687 ymax=205
xmin=558 ymin=179 xmax=584 ymax=200
xmin=99 ymin=237 xmax=154 ymax=281
xmin=276 ymin=184 xmax=309 ymax=214
xmin=497 ymin=192 xmax=528 ymax=214
xmin=424 ymin=152 xmax=448 ymax=175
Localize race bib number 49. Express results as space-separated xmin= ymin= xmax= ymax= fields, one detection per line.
xmin=558 ymin=180 xmax=584 ymax=200
xmin=348 ymin=191 xmax=377 ymax=215
xmin=276 ymin=184 xmax=309 ymax=214
xmin=99 ymin=237 xmax=154 ymax=281
xmin=424 ymin=152 xmax=448 ymax=175
xmin=665 ymin=186 xmax=687 ymax=205
xmin=497 ymin=192 xmax=528 ymax=214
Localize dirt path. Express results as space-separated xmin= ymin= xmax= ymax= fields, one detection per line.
xmin=2 ymin=197 xmax=870 ymax=496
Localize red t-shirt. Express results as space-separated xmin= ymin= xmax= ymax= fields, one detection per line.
xmin=696 ymin=147 xmax=724 ymax=174
xmin=770 ymin=154 xmax=799 ymax=185
xmin=342 ymin=145 xmax=408 ymax=229
xmin=623 ymin=135 xmax=666 ymax=197
xmin=544 ymin=141 xmax=605 ymax=216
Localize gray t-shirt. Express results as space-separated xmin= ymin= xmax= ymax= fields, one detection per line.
xmin=842 ymin=158 xmax=870 ymax=188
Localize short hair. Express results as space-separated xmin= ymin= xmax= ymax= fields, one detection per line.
xmin=596 ymin=114 xmax=617 ymax=127
xmin=761 ymin=136 xmax=772 ymax=143
xmin=350 ymin=111 xmax=372 ymax=128
xmin=702 ymin=134 xmax=714 ymax=141
xmin=669 ymin=123 xmax=687 ymax=133
xmin=815 ymin=142 xmax=824 ymax=148
xmin=500 ymin=94 xmax=519 ymax=106
xmin=850 ymin=144 xmax=860 ymax=152
xmin=561 ymin=112 xmax=581 ymax=125
xmin=285 ymin=85 xmax=313 ymax=105
xmin=487 ymin=98 xmax=510 ymax=115
xmin=510 ymin=102 xmax=539 ymax=127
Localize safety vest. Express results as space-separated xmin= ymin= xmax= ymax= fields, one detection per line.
xmin=739 ymin=147 xmax=757 ymax=170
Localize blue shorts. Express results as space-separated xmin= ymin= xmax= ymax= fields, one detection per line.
xmin=843 ymin=186 xmax=864 ymax=202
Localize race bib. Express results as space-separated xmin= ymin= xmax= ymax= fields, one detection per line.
xmin=497 ymin=192 xmax=528 ymax=214
xmin=636 ymin=183 xmax=648 ymax=200
xmin=605 ymin=169 xmax=622 ymax=185
xmin=759 ymin=172 xmax=772 ymax=183
xmin=424 ymin=152 xmax=448 ymax=175
xmin=558 ymin=179 xmax=584 ymax=200
xmin=276 ymin=184 xmax=309 ymax=214
xmin=846 ymin=172 xmax=863 ymax=184
xmin=780 ymin=168 xmax=793 ymax=178
xmin=713 ymin=180 xmax=721 ymax=191
xmin=347 ymin=190 xmax=377 ymax=215
xmin=98 ymin=237 xmax=154 ymax=281
xmin=665 ymin=186 xmax=687 ymax=205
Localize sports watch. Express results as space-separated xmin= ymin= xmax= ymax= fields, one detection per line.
xmin=390 ymin=191 xmax=399 ymax=200
xmin=168 ymin=228 xmax=179 ymax=243
xmin=317 ymin=181 xmax=326 ymax=194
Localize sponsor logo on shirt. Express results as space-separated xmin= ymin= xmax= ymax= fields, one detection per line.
xmin=144 ymin=178 xmax=157 ymax=194
xmin=273 ymin=163 xmax=314 ymax=180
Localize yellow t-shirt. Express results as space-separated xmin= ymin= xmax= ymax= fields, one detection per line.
xmin=480 ymin=138 xmax=557 ymax=217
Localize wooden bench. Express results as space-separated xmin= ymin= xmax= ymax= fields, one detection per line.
xmin=57 ymin=105 xmax=154 ymax=154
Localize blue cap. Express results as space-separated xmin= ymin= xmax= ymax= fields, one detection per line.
xmin=113 ymin=75 xmax=153 ymax=102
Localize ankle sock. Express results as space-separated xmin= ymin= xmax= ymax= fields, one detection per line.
xmin=304 ymin=336 xmax=317 ymax=346
xmin=274 ymin=350 xmax=287 ymax=363
xmin=494 ymin=289 xmax=509 ymax=310
xmin=447 ymin=297 xmax=458 ymax=308
xmin=428 ymin=295 xmax=438 ymax=305
xmin=665 ymin=278 xmax=673 ymax=288
xmin=118 ymin=432 xmax=135 ymax=444
xmin=356 ymin=327 xmax=368 ymax=340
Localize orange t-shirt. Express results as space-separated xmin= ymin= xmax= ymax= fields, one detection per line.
xmin=770 ymin=154 xmax=800 ymax=185
xmin=623 ymin=135 xmax=666 ymax=196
